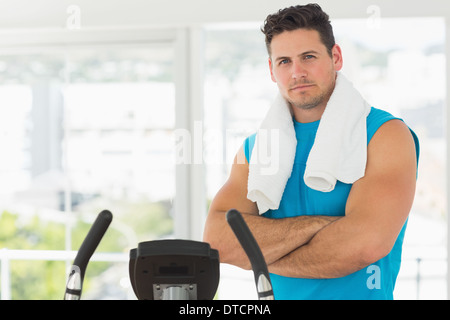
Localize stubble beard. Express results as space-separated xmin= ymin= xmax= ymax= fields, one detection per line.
xmin=288 ymin=83 xmax=334 ymax=111
xmin=289 ymin=92 xmax=325 ymax=110
xmin=286 ymin=73 xmax=337 ymax=111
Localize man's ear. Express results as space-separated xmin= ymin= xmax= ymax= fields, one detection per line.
xmin=269 ymin=58 xmax=277 ymax=83
xmin=332 ymin=44 xmax=343 ymax=71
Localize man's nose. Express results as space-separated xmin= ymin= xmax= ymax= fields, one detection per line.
xmin=292 ymin=61 xmax=307 ymax=79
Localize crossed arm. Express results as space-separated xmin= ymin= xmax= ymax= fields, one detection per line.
xmin=203 ymin=120 xmax=417 ymax=279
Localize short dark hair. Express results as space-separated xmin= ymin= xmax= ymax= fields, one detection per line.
xmin=261 ymin=3 xmax=335 ymax=57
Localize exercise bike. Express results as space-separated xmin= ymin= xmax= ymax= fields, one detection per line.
xmin=64 ymin=209 xmax=274 ymax=300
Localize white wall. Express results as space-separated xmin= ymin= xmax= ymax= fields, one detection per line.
xmin=0 ymin=0 xmax=448 ymax=31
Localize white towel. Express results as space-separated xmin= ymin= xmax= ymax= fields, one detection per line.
xmin=247 ymin=94 xmax=297 ymax=214
xmin=247 ymin=72 xmax=371 ymax=214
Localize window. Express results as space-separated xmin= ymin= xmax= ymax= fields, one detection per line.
xmin=0 ymin=32 xmax=179 ymax=299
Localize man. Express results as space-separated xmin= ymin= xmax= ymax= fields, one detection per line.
xmin=203 ymin=4 xmax=419 ymax=299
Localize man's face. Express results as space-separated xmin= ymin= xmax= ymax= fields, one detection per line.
xmin=269 ymin=28 xmax=343 ymax=121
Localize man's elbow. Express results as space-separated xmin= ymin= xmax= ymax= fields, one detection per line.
xmin=203 ymin=228 xmax=222 ymax=258
xmin=358 ymin=238 xmax=394 ymax=266
xmin=203 ymin=229 xmax=252 ymax=270
xmin=210 ymin=244 xmax=253 ymax=271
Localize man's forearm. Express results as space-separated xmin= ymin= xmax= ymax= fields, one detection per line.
xmin=245 ymin=214 xmax=340 ymax=266
xmin=204 ymin=211 xmax=340 ymax=270
xmin=268 ymin=215 xmax=377 ymax=279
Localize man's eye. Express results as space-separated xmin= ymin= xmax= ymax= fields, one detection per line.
xmin=279 ymin=59 xmax=290 ymax=65
xmin=304 ymin=55 xmax=316 ymax=60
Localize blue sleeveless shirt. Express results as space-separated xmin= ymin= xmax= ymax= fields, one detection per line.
xmin=243 ymin=107 xmax=420 ymax=300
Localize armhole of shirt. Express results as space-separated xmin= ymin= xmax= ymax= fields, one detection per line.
xmin=367 ymin=107 xmax=420 ymax=167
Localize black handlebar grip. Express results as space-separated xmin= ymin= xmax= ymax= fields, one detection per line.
xmin=226 ymin=209 xmax=274 ymax=300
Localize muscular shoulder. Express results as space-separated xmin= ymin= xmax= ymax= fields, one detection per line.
xmin=367 ymin=107 xmax=399 ymax=143
xmin=367 ymin=119 xmax=417 ymax=178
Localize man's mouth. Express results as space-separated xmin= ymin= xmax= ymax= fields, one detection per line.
xmin=290 ymin=84 xmax=315 ymax=91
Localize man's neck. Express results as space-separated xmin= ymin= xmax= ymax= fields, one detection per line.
xmin=291 ymin=103 xmax=327 ymax=123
